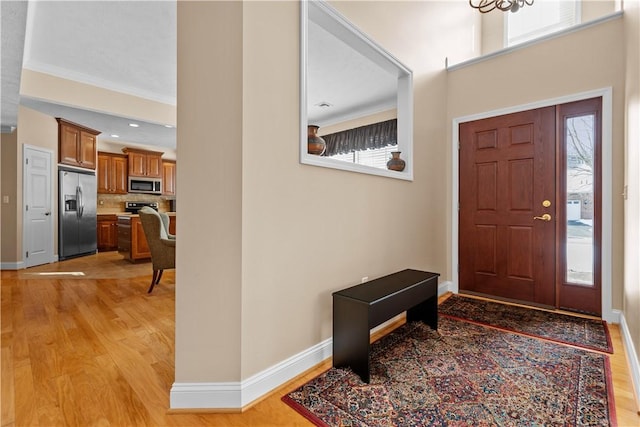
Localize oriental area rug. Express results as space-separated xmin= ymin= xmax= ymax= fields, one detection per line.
xmin=438 ymin=294 xmax=613 ymax=353
xmin=283 ymin=317 xmax=616 ymax=426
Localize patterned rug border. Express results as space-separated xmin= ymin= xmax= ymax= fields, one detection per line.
xmin=282 ymin=391 xmax=330 ymax=427
xmin=282 ymin=318 xmax=618 ymax=427
xmin=440 ymin=295 xmax=613 ymax=354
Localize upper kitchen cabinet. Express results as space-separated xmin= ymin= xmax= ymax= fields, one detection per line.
xmin=97 ymin=152 xmax=128 ymax=194
xmin=122 ymin=147 xmax=163 ymax=178
xmin=57 ymin=118 xmax=101 ymax=169
xmin=162 ymin=160 xmax=176 ymax=196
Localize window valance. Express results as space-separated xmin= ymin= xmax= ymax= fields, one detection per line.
xmin=322 ymin=119 xmax=397 ymax=156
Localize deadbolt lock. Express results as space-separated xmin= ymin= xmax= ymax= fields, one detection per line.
xmin=542 ymin=200 xmax=551 ymax=208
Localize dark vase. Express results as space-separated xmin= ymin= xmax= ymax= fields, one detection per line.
xmin=387 ymin=151 xmax=406 ymax=171
xmin=307 ymin=125 xmax=326 ymax=156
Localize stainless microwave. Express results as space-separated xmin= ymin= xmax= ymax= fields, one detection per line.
xmin=128 ymin=176 xmax=162 ymax=194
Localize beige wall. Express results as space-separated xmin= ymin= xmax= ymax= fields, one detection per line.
xmin=175 ymin=1 xmax=243 ymax=382
xmin=448 ymin=17 xmax=626 ymax=307
xmin=20 ymin=70 xmax=176 ymax=127
xmin=175 ymin=0 xmax=477 ymax=383
xmin=1 ymin=131 xmax=19 ymax=263
xmin=623 ymin=0 xmax=640 ymax=379
xmin=177 ymin=0 xmax=631 ymax=389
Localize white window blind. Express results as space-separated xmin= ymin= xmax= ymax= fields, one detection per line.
xmin=506 ymin=0 xmax=580 ymax=47
xmin=329 ymin=145 xmax=399 ymax=170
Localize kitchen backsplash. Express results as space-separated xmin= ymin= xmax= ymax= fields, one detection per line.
xmin=98 ymin=194 xmax=174 ymax=213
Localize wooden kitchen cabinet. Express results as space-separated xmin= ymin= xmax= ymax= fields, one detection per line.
xmin=97 ymin=152 xmax=128 ymax=194
xmin=97 ymin=214 xmax=118 ymax=251
xmin=57 ymin=118 xmax=100 ymax=169
xmin=117 ymin=215 xmax=151 ymax=261
xmin=122 ymin=147 xmax=163 ymax=178
xmin=162 ymin=160 xmax=176 ymax=196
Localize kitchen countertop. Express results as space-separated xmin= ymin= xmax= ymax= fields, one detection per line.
xmin=114 ymin=212 xmax=176 ymax=218
xmin=98 ymin=211 xmax=130 ymax=216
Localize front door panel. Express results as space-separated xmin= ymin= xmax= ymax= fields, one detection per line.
xmin=459 ymin=107 xmax=556 ymax=306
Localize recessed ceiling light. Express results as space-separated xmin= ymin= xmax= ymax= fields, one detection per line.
xmin=129 ymin=123 xmax=139 ymax=128
xmin=164 ymin=124 xmax=174 ymax=128
xmin=111 ymin=134 xmax=119 ymax=138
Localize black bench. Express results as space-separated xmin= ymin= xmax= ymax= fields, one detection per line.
xmin=332 ymin=269 xmax=439 ymax=383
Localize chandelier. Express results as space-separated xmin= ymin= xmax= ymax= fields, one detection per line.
xmin=469 ymin=0 xmax=534 ymax=13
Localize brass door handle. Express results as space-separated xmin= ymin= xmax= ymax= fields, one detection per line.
xmin=533 ymin=213 xmax=552 ymax=221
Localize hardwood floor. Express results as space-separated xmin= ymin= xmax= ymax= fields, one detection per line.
xmin=2 ymin=252 xmax=639 ymax=426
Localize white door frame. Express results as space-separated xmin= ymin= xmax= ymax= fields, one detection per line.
xmin=22 ymin=144 xmax=55 ymax=268
xmin=451 ymin=87 xmax=615 ymax=322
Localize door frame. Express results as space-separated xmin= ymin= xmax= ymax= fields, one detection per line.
xmin=451 ymin=87 xmax=614 ymax=321
xmin=22 ymin=144 xmax=56 ymax=268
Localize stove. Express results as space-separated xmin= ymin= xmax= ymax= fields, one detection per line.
xmin=125 ymin=201 xmax=158 ymax=214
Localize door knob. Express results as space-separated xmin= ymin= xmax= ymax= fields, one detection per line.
xmin=44 ymin=211 xmax=51 ymax=216
xmin=533 ymin=213 xmax=552 ymax=221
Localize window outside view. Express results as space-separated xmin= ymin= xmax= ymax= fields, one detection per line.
xmin=565 ymin=114 xmax=595 ymax=286
xmin=507 ymin=0 xmax=580 ymax=47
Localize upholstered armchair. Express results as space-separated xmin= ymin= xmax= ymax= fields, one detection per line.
xmin=138 ymin=207 xmax=175 ymax=293
xmin=159 ymin=212 xmax=175 ymax=239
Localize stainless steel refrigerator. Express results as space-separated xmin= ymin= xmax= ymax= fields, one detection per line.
xmin=58 ymin=168 xmax=97 ymax=260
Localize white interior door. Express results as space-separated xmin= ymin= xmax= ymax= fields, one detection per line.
xmin=23 ymin=145 xmax=54 ymax=268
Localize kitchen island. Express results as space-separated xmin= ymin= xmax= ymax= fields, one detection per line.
xmin=117 ymin=212 xmax=176 ymax=262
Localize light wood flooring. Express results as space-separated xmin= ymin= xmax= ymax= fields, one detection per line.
xmin=2 ymin=252 xmax=639 ymax=426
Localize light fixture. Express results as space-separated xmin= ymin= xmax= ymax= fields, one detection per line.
xmin=469 ymin=0 xmax=533 ymax=13
xmin=164 ymin=124 xmax=174 ymax=128
xmin=315 ymin=101 xmax=333 ymax=108
xmin=128 ymin=123 xmax=139 ymax=127
xmin=110 ymin=134 xmax=119 ymax=138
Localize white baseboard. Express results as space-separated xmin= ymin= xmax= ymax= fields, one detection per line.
xmin=170 ymin=337 xmax=332 ymax=409
xmin=0 ymin=261 xmax=23 ymax=270
xmin=604 ymin=308 xmax=621 ymax=324
xmin=619 ymin=312 xmax=640 ymax=410
xmin=171 ymin=281 xmax=453 ymax=410
xmin=439 ymin=280 xmax=453 ymax=296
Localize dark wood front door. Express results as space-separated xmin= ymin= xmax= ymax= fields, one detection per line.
xmin=459 ymin=107 xmax=557 ymax=306
xmin=459 ymin=99 xmax=602 ymax=315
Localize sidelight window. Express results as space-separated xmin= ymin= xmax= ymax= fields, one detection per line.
xmin=564 ymin=113 xmax=595 ymax=286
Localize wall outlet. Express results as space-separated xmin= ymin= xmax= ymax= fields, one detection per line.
xmin=2 ymin=195 xmax=8 ymax=204
xmin=361 ymin=276 xmax=369 ymax=283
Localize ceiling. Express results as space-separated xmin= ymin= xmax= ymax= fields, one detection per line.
xmin=2 ymin=1 xmax=177 ymax=149
xmin=2 ymin=1 xmax=397 ymax=148
xmin=307 ymin=17 xmax=397 ymax=128
xmin=1 ymin=1 xmax=28 ymax=133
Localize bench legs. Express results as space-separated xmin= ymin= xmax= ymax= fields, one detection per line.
xmin=333 ymin=294 xmax=438 ymax=384
xmin=332 ymin=299 xmax=371 ymax=383
xmin=407 ymin=295 xmax=438 ymax=330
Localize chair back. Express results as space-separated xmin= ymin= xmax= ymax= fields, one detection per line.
xmin=138 ymin=207 xmax=175 ymax=270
